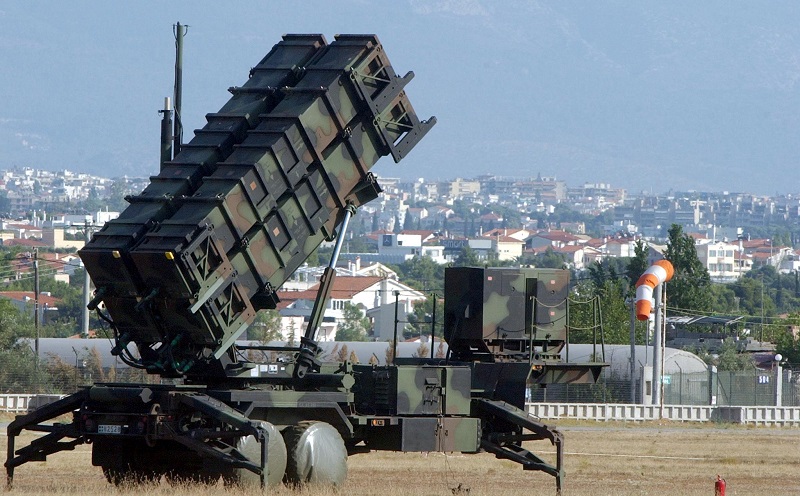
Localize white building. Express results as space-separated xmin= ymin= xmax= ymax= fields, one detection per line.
xmin=277 ymin=276 xmax=425 ymax=342
xmin=695 ymin=241 xmax=742 ymax=283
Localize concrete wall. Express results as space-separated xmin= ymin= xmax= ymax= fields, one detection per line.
xmin=527 ymin=402 xmax=800 ymax=426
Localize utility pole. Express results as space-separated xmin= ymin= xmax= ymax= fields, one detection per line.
xmin=82 ymin=220 xmax=92 ymax=337
xmin=34 ymin=249 xmax=40 ymax=391
xmin=629 ymin=299 xmax=636 ymax=404
xmin=392 ymin=290 xmax=400 ymax=364
xmin=430 ymin=293 xmax=436 ymax=359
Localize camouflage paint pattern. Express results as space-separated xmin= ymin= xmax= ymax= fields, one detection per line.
xmin=79 ymin=35 xmax=327 ymax=296
xmin=443 ymin=267 xmax=569 ymax=364
xmin=352 ymin=365 xmax=472 ymax=416
xmin=79 ymin=34 xmax=434 ymax=376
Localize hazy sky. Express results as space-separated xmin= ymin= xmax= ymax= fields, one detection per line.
xmin=2 ymin=1 xmax=799 ymax=195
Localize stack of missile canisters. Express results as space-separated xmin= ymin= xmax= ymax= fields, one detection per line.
xmin=78 ymin=34 xmax=434 ymax=373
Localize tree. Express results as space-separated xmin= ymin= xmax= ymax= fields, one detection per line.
xmin=107 ymin=179 xmax=129 ymax=212
xmin=0 ymin=299 xmax=34 ymax=349
xmin=396 ymin=257 xmax=444 ymax=290
xmin=625 ymin=239 xmax=650 ymax=296
xmin=664 ymin=224 xmax=711 ymax=313
xmin=569 ymin=279 xmax=635 ymax=345
xmin=453 ymin=246 xmax=481 ymax=267
xmin=406 ymin=293 xmax=443 ymax=339
xmin=247 ymin=309 xmax=283 ymax=343
xmin=335 ymin=303 xmax=370 ymax=341
xmin=715 ymin=338 xmax=754 ymax=371
xmin=775 ymin=314 xmax=800 ymax=366
xmin=403 ymin=212 xmax=414 ymax=231
xmin=531 ymin=247 xmax=566 ymax=269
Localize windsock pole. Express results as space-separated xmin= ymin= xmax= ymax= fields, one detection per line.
xmin=634 ymin=260 xmax=674 ymax=406
xmin=652 ymin=284 xmax=664 ymax=406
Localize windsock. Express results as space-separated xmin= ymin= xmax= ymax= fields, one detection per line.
xmin=634 ymin=260 xmax=674 ymax=320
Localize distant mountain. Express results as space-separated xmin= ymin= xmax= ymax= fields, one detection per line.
xmin=1 ymin=1 xmax=798 ymax=193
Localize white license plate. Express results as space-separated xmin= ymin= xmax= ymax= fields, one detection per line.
xmin=98 ymin=424 xmax=123 ymax=434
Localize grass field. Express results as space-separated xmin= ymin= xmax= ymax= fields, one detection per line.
xmin=4 ymin=420 xmax=800 ymax=495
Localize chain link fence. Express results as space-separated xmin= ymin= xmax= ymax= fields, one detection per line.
xmin=529 ymin=367 xmax=800 ymax=407
xmin=3 ymin=352 xmax=800 ymax=408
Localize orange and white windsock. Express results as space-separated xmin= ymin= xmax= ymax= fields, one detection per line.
xmin=634 ymin=260 xmax=674 ymax=320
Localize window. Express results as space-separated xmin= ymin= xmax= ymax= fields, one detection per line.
xmin=709 ymin=249 xmax=717 ymax=257
xmin=725 ymin=250 xmax=733 ymax=257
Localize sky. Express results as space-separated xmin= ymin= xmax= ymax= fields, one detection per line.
xmin=2 ymin=1 xmax=800 ymax=195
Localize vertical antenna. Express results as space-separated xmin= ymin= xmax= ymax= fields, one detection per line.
xmin=159 ymin=97 xmax=173 ymax=170
xmin=173 ymin=22 xmax=188 ymax=158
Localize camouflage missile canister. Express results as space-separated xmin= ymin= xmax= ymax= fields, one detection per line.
xmin=79 ymin=34 xmax=327 ymax=299
xmin=79 ymin=34 xmax=435 ymax=374
xmin=443 ymin=267 xmax=569 ymax=362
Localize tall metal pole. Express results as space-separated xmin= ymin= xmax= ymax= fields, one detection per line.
xmin=392 ymin=290 xmax=400 ymax=364
xmin=34 ymin=249 xmax=40 ymax=392
xmin=651 ymin=284 xmax=663 ymax=406
xmin=630 ymin=299 xmax=637 ymax=404
xmin=760 ymin=274 xmax=765 ymax=342
xmin=82 ymin=221 xmax=92 ymax=337
xmin=430 ymin=293 xmax=436 ymax=359
xmin=159 ymin=96 xmax=173 ymax=170
xmin=659 ymin=284 xmax=667 ymax=418
xmin=173 ymin=22 xmax=188 ymax=157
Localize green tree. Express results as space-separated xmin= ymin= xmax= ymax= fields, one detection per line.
xmin=247 ymin=309 xmax=283 ymax=342
xmin=335 ymin=302 xmax=370 ymax=341
xmin=107 ymin=179 xmax=129 ymax=212
xmin=774 ymin=313 xmax=800 ymax=366
xmin=569 ymin=279 xmax=634 ymax=345
xmin=395 ymin=257 xmax=444 ymax=290
xmin=715 ymin=338 xmax=755 ymax=371
xmin=625 ymin=239 xmax=650 ymax=296
xmin=0 ymin=299 xmax=41 ymax=392
xmin=406 ymin=293 xmax=443 ymax=339
xmin=453 ymin=246 xmax=481 ymax=267
xmin=531 ymin=246 xmax=566 ymax=269
xmin=664 ymin=224 xmax=711 ymax=313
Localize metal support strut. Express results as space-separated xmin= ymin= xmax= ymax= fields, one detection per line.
xmin=294 ymin=203 xmax=357 ymax=379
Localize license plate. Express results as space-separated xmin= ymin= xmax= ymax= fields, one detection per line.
xmin=98 ymin=424 xmax=123 ymax=434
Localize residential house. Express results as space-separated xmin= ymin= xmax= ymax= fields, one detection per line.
xmin=486 ymin=234 xmax=524 ymax=262
xmin=526 ymin=230 xmax=581 ymax=251
xmin=276 ymin=276 xmax=425 ymax=342
xmin=695 ymin=241 xmax=742 ymax=283
xmin=0 ymin=291 xmax=61 ymax=324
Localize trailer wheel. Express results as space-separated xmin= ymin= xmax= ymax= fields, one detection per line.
xmin=225 ymin=421 xmax=287 ymax=488
xmin=283 ymin=421 xmax=347 ymax=486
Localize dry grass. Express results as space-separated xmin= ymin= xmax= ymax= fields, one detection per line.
xmin=4 ymin=420 xmax=800 ymax=495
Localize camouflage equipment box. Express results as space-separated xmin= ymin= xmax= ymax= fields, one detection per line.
xmin=353 ymin=364 xmax=472 ymax=416
xmin=443 ymin=267 xmax=569 ymax=362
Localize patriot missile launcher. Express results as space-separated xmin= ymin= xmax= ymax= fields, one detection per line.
xmin=5 ymin=34 xmax=602 ymax=493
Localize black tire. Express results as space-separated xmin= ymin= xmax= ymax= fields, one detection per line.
xmin=283 ymin=421 xmax=348 ymax=487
